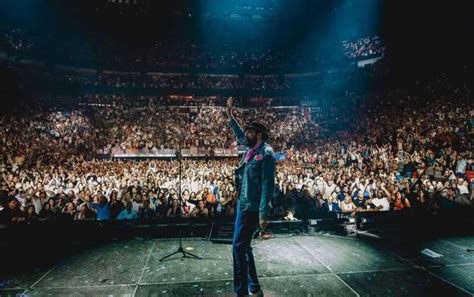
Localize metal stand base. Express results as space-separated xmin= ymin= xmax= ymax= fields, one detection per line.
xmin=159 ymin=224 xmax=202 ymax=262
xmin=159 ymin=246 xmax=201 ymax=261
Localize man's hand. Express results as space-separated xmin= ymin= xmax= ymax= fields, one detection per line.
xmin=226 ymin=97 xmax=233 ymax=118
xmin=259 ymin=219 xmax=269 ymax=230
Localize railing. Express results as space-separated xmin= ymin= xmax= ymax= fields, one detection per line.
xmin=108 ymin=147 xmax=241 ymax=159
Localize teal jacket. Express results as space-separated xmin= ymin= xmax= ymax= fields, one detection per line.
xmin=229 ymin=117 xmax=276 ymax=220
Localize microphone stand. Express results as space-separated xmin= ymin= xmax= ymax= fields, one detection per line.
xmin=160 ymin=131 xmax=201 ymax=261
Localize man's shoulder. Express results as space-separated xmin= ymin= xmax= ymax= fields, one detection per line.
xmin=262 ymin=144 xmax=275 ymax=156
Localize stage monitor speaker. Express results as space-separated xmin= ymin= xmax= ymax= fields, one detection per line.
xmin=209 ymin=222 xmax=234 ymax=244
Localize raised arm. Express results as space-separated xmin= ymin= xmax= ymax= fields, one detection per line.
xmin=226 ymin=97 xmax=246 ymax=146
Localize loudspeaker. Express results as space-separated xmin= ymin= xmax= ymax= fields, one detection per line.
xmin=209 ymin=222 xmax=234 ymax=244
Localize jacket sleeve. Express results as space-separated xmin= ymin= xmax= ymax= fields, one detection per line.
xmin=260 ymin=147 xmax=276 ymax=220
xmin=229 ymin=117 xmax=246 ymax=146
xmin=116 ymin=210 xmax=125 ymax=220
xmin=89 ymin=202 xmax=99 ymax=210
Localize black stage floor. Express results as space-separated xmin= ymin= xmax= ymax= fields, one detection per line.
xmin=1 ymin=233 xmax=473 ymax=296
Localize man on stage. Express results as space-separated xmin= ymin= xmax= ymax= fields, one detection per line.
xmin=226 ymin=97 xmax=276 ymax=297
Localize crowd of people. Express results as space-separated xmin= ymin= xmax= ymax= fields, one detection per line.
xmin=1 ymin=27 xmax=383 ymax=71
xmin=75 ymin=65 xmax=373 ymax=95
xmin=0 ymin=94 xmax=316 ymax=161
xmin=88 ymin=72 xmax=338 ymax=91
xmin=341 ymin=36 xmax=385 ymax=59
xmin=1 ymin=84 xmax=473 ymax=224
xmin=0 ymin=27 xmax=35 ymax=59
xmin=0 ymin=159 xmax=239 ymax=224
xmin=99 ymin=42 xmax=304 ymax=71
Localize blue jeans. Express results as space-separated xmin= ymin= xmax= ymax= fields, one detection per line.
xmin=232 ymin=201 xmax=261 ymax=296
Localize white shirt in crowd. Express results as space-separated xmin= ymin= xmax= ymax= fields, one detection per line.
xmin=457 ymin=183 xmax=469 ymax=195
xmin=455 ymin=159 xmax=467 ymax=174
xmin=32 ymin=196 xmax=43 ymax=214
xmin=341 ymin=202 xmax=356 ymax=212
xmin=371 ymin=197 xmax=390 ymax=211
xmin=324 ymin=183 xmax=336 ymax=199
